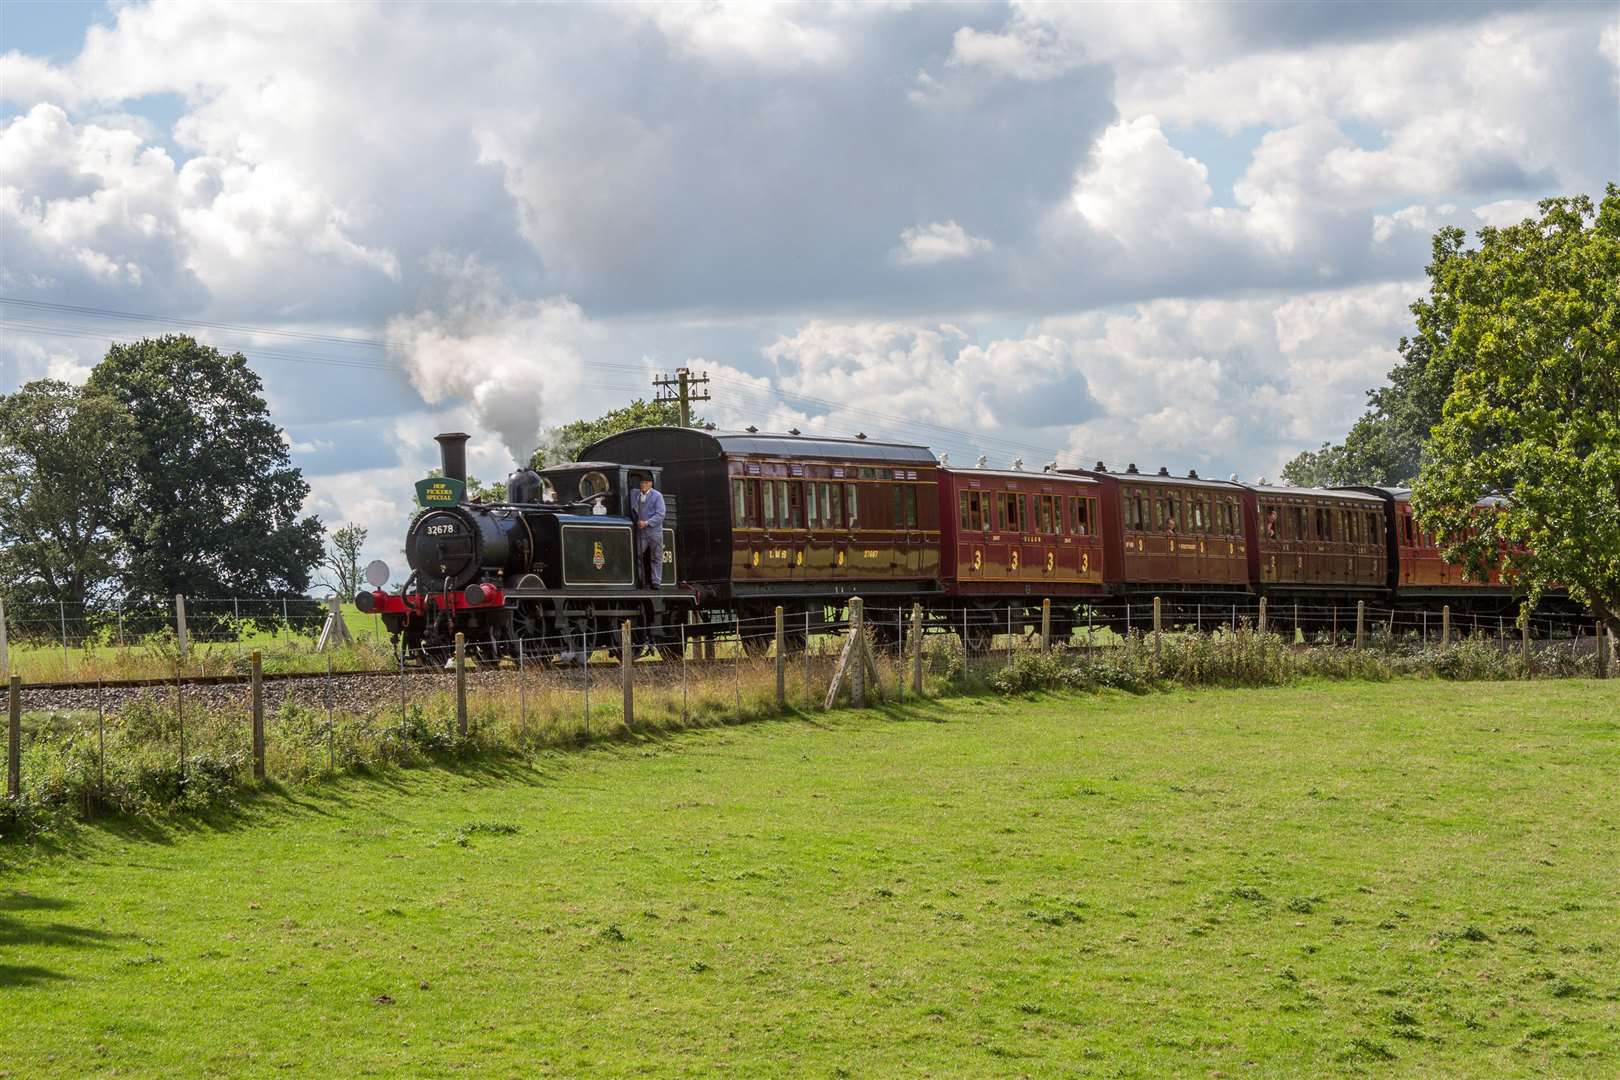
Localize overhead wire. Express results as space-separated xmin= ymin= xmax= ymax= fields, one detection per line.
xmin=1 ymin=293 xmax=1146 ymax=471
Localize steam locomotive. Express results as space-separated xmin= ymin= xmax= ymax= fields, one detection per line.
xmin=361 ymin=426 xmax=1571 ymax=666
xmin=358 ymin=432 xmax=693 ymax=664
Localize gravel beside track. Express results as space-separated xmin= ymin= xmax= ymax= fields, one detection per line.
xmin=22 ymin=669 xmax=504 ymax=716
xmin=15 ymin=660 xmax=763 ymax=716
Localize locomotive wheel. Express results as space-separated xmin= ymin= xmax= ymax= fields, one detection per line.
xmin=513 ymin=603 xmax=548 ymax=658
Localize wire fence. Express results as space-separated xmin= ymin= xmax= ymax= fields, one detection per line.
xmin=5 ymin=596 xmax=1615 ymax=816
xmin=0 ymin=592 xmax=1611 ymax=682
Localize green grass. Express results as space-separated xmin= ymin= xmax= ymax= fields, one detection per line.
xmin=3 ymin=680 xmax=1617 ymax=1077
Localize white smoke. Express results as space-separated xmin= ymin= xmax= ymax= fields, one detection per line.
xmin=387 ymin=257 xmax=591 ymax=464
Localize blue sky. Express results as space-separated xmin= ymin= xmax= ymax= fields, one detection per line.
xmin=2 ymin=1 xmax=1615 ymax=568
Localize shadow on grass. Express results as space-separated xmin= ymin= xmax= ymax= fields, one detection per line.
xmin=0 ymin=891 xmax=137 ymax=987
xmin=4 ymin=693 xmax=969 ymax=864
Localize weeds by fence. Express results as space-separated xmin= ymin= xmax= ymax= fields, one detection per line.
xmin=2 ymin=598 xmax=1613 ymax=842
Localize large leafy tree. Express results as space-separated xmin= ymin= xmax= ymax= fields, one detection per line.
xmin=529 ymin=398 xmax=691 ymax=469
xmin=0 ymin=380 xmax=135 ymax=607
xmin=1411 ymin=186 xmax=1620 ymax=634
xmin=87 ymin=336 xmax=326 ymax=603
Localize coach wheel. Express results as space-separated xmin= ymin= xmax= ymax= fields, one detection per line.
xmin=961 ymin=606 xmax=998 ymax=654
xmin=866 ymin=610 xmax=902 ymax=651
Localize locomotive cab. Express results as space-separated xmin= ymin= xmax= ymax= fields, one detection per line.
xmin=534 ymin=462 xmax=661 ymax=518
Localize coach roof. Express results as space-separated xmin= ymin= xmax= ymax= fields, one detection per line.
xmin=584 ymin=426 xmax=938 ymax=467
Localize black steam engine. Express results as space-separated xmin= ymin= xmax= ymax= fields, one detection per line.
xmin=358 ymin=432 xmax=693 ymax=665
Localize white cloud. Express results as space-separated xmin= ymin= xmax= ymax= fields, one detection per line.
xmin=892 ymin=220 xmax=993 ymax=265
xmin=0 ymin=0 xmax=1612 ymax=556
xmin=1071 ymin=116 xmax=1223 ymax=241
xmin=0 ymin=101 xmax=398 ymax=314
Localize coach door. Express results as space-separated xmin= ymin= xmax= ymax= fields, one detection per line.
xmin=986 ymin=490 xmax=1017 ymax=580
xmin=805 ymin=478 xmax=839 ymax=578
xmin=731 ymin=475 xmax=764 ymax=579
xmin=957 ymin=488 xmax=985 ymax=581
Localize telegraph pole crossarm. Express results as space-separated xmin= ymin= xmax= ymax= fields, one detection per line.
xmin=654 ymin=367 xmax=711 ymax=428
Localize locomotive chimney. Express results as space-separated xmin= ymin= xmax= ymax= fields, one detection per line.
xmin=435 ymin=432 xmax=470 ymax=487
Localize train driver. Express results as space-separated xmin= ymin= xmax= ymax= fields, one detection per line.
xmin=631 ymin=472 xmax=666 ymax=588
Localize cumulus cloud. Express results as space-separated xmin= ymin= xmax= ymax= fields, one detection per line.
xmin=892 ymin=220 xmax=994 ymax=265
xmin=760 ymin=320 xmax=1098 ymax=458
xmin=0 ymin=0 xmax=1612 ymax=563
xmin=0 ymin=100 xmax=398 ymax=316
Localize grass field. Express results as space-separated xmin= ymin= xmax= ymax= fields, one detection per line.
xmin=3 ymin=680 xmax=1617 ymax=1077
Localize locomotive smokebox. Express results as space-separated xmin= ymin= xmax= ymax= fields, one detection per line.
xmin=435 ymin=432 xmax=470 ymax=486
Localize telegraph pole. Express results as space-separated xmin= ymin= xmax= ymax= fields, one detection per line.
xmin=653 ymin=367 xmax=710 ymax=427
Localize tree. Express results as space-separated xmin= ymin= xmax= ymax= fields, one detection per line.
xmin=0 ymin=380 xmax=135 ymax=606
xmin=323 ymin=522 xmax=368 ymax=599
xmin=1410 ymin=185 xmax=1620 ymax=635
xmin=530 ymin=398 xmax=692 ymax=469
xmin=86 ymin=336 xmax=326 ymax=603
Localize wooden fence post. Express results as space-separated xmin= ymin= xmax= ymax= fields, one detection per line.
xmin=0 ymin=595 xmax=9 ymax=677
xmin=174 ymin=593 xmax=189 ymax=661
xmin=1153 ymin=597 xmax=1162 ymax=664
xmin=851 ymin=598 xmax=866 ymax=708
xmin=774 ymin=606 xmax=785 ymax=709
xmin=621 ymin=619 xmax=635 ymax=731
xmin=1520 ymin=610 xmax=1530 ymax=675
xmin=7 ymin=675 xmax=19 ymax=799
xmin=1441 ymin=605 xmax=1451 ymax=649
xmin=910 ymin=603 xmax=924 ymax=695
xmin=251 ymin=650 xmax=265 ymax=781
xmin=1040 ymin=598 xmax=1052 ymax=652
xmin=454 ymin=632 xmax=468 ymax=735
xmin=1258 ymin=596 xmax=1267 ymax=636
xmin=1355 ymin=601 xmax=1365 ymax=650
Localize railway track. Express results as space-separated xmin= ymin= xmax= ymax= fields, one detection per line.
xmin=22 ymin=667 xmax=406 ymax=694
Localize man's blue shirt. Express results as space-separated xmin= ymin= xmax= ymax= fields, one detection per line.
xmin=631 ymin=488 xmax=666 ymax=532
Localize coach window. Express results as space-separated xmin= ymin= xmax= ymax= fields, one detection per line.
xmin=761 ymin=479 xmax=776 ymax=528
xmin=742 ymin=479 xmax=763 ymax=527
xmin=1036 ymin=496 xmax=1052 ymax=534
xmin=786 ymin=482 xmax=801 ymax=528
xmin=844 ymin=483 xmax=859 ymax=528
